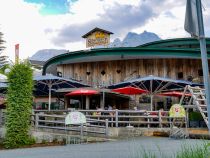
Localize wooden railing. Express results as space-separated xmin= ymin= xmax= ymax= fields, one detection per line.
xmin=33 ymin=109 xmax=186 ymax=129
xmin=0 ymin=109 xmax=187 ymax=137
xmin=31 ymin=112 xmax=109 ymax=136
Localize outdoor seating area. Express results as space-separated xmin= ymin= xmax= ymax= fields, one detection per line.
xmin=0 ymin=72 xmax=207 ymax=132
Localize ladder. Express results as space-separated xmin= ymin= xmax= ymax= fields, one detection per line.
xmin=180 ymin=85 xmax=208 ymax=129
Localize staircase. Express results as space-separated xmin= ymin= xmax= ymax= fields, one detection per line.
xmin=180 ymin=85 xmax=209 ymax=129
xmin=169 ymin=125 xmax=189 ymax=139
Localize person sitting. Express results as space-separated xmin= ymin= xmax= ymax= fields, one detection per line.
xmin=110 ymin=105 xmax=117 ymax=116
xmin=159 ymin=108 xmax=168 ymax=127
xmin=95 ymin=106 xmax=102 ymax=116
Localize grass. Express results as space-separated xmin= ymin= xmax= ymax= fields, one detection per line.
xmin=175 ymin=143 xmax=209 ymax=158
xmin=130 ymin=142 xmax=209 ymax=158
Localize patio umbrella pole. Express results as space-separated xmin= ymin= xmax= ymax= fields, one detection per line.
xmin=150 ymin=95 xmax=153 ymax=111
xmin=48 ymin=84 xmax=52 ymax=111
xmin=102 ymin=89 xmax=105 ymax=109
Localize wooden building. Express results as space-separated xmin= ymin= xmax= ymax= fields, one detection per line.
xmin=43 ymin=38 xmax=210 ymax=88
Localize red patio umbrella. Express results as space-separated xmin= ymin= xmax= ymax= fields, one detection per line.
xmin=65 ymin=89 xmax=99 ymax=96
xmin=112 ymin=86 xmax=148 ymax=95
xmin=158 ymin=91 xmax=191 ymax=97
xmin=65 ymin=89 xmax=99 ymax=110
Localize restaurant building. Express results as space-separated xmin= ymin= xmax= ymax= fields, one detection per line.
xmin=43 ymin=37 xmax=210 ymax=87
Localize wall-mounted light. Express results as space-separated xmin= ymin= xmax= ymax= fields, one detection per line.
xmin=57 ymin=71 xmax=62 ymax=77
xmin=86 ymin=71 xmax=91 ymax=75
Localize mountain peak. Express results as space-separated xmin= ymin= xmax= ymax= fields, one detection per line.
xmin=110 ymin=31 xmax=161 ymax=47
xmin=30 ymin=49 xmax=68 ymax=61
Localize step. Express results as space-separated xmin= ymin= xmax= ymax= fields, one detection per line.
xmin=190 ymin=87 xmax=205 ymax=90
xmin=193 ymin=92 xmax=205 ymax=95
xmin=199 ymin=108 xmax=207 ymax=111
xmin=199 ymin=104 xmax=207 ymax=107
xmin=196 ymin=98 xmax=206 ymax=101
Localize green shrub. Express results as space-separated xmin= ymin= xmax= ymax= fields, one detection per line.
xmin=188 ymin=112 xmax=203 ymax=121
xmin=4 ymin=62 xmax=34 ymax=148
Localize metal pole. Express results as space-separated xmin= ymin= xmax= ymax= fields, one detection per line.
xmin=105 ymin=119 xmax=109 ymax=137
xmin=196 ymin=0 xmax=210 ymax=130
xmin=102 ymin=89 xmax=105 ymax=109
xmin=150 ymin=95 xmax=153 ymax=111
xmin=115 ymin=109 xmax=118 ymax=127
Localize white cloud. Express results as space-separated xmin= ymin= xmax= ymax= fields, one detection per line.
xmin=0 ymin=0 xmax=53 ymax=61
xmin=0 ymin=0 xmax=209 ymax=62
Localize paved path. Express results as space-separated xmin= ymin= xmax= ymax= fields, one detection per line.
xmin=0 ymin=137 xmax=209 ymax=158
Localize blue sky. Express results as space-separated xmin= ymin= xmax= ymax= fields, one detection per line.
xmin=0 ymin=0 xmax=210 ymax=60
xmin=24 ymin=0 xmax=73 ymax=15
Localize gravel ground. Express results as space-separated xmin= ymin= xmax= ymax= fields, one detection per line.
xmin=0 ymin=136 xmax=209 ymax=158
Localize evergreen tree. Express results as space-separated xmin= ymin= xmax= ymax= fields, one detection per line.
xmin=0 ymin=32 xmax=5 ymax=52
xmin=0 ymin=30 xmax=8 ymax=72
xmin=4 ymin=62 xmax=35 ymax=148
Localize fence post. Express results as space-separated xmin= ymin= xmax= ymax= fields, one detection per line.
xmin=80 ymin=124 xmax=83 ymax=137
xmin=105 ymin=119 xmax=109 ymax=137
xmin=115 ymin=109 xmax=118 ymax=128
xmin=158 ymin=110 xmax=162 ymax=128
xmin=35 ymin=114 xmax=39 ymax=129
xmin=0 ymin=109 xmax=2 ymax=126
xmin=147 ymin=111 xmax=150 ymax=128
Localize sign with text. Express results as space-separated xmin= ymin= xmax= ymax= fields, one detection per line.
xmin=65 ymin=111 xmax=86 ymax=125
xmin=169 ymin=104 xmax=186 ymax=117
xmin=86 ymin=31 xmax=110 ymax=48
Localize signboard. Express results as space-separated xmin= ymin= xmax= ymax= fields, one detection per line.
xmin=169 ymin=104 xmax=186 ymax=117
xmin=65 ymin=111 xmax=86 ymax=125
xmin=86 ymin=31 xmax=110 ymax=48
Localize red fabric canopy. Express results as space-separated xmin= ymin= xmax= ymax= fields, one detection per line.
xmin=65 ymin=89 xmax=99 ymax=96
xmin=112 ymin=86 xmax=148 ymax=95
xmin=158 ymin=91 xmax=191 ymax=97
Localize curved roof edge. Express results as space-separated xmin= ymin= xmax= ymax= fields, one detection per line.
xmin=138 ymin=37 xmax=210 ymax=48
xmin=42 ymin=38 xmax=210 ymax=75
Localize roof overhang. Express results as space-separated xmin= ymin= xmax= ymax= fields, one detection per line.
xmin=42 ymin=47 xmax=209 ymax=75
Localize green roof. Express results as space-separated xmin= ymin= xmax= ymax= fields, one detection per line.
xmin=138 ymin=37 xmax=210 ymax=49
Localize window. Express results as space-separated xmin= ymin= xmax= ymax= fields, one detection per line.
xmin=198 ymin=69 xmax=203 ymax=76
xmin=177 ymin=72 xmax=183 ymax=79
